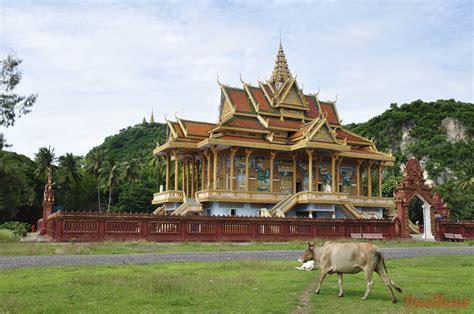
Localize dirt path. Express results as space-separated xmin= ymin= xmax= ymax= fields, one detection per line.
xmin=293 ymin=276 xmax=319 ymax=314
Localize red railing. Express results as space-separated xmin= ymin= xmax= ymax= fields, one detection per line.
xmin=439 ymin=221 xmax=474 ymax=240
xmin=43 ymin=211 xmax=400 ymax=242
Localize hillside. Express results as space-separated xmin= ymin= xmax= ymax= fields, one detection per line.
xmin=345 ymin=99 xmax=474 ymax=219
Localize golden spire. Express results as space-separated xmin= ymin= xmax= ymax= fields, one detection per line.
xmin=271 ymin=41 xmax=292 ymax=84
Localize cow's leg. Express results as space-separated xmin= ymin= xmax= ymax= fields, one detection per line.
xmin=361 ymin=269 xmax=374 ymax=300
xmin=375 ymin=267 xmax=397 ymax=303
xmin=315 ymin=268 xmax=331 ymax=294
xmin=337 ymin=273 xmax=344 ymax=297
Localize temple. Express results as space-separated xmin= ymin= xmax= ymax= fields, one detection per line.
xmin=152 ymin=43 xmax=396 ymax=218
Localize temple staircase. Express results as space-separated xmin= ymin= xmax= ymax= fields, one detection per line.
xmin=341 ymin=203 xmax=368 ymax=219
xmin=270 ymin=193 xmax=301 ymax=217
xmin=171 ymin=198 xmax=203 ymax=216
xmin=153 ymin=205 xmax=167 ymax=215
xmin=408 ymin=220 xmax=420 ymax=234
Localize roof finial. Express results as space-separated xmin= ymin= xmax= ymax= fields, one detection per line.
xmin=271 ymin=38 xmax=292 ymax=84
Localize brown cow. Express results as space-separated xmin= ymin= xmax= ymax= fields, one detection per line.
xmin=300 ymin=241 xmax=403 ymax=303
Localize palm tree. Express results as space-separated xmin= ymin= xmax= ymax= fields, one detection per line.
xmin=58 ymin=153 xmax=81 ymax=189
xmin=99 ymin=159 xmax=121 ymax=212
xmin=121 ymin=158 xmax=140 ymax=190
xmin=34 ymin=146 xmax=56 ymax=180
xmin=86 ymin=150 xmax=105 ymax=211
xmin=147 ymin=154 xmax=166 ymax=189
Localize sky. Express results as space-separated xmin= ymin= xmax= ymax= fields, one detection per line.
xmin=1 ymin=0 xmax=472 ymax=159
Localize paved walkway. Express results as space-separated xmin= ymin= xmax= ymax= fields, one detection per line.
xmin=1 ymin=246 xmax=473 ymax=270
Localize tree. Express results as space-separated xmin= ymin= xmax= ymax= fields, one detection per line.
xmin=34 ymin=146 xmax=56 ymax=180
xmin=1 ymin=53 xmax=37 ymax=147
xmin=121 ymin=158 xmax=140 ymax=190
xmin=99 ymin=159 xmax=121 ymax=212
xmin=86 ymin=149 xmax=105 ymax=211
xmin=58 ymin=153 xmax=81 ymax=189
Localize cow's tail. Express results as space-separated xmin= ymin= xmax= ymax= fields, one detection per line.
xmin=376 ymin=251 xmax=403 ymax=294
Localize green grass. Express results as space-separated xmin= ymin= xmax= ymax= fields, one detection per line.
xmin=0 ymin=256 xmax=472 ymax=313
xmin=1 ymin=239 xmax=471 ymax=256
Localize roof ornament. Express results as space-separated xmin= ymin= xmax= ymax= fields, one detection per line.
xmin=164 ymin=113 xmax=169 ymax=123
xmin=216 ymin=74 xmax=222 ymax=86
xmin=239 ymin=73 xmax=248 ymax=85
xmin=271 ymin=41 xmax=293 ymax=84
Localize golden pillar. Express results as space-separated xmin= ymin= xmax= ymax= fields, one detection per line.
xmin=270 ymin=151 xmax=277 ymax=193
xmin=165 ymin=153 xmax=170 ymax=191
xmin=378 ymin=162 xmax=384 ymax=197
xmin=229 ymin=147 xmax=237 ymax=190
xmin=331 ymin=154 xmax=336 ymax=193
xmin=206 ymin=150 xmax=211 ymax=189
xmin=212 ymin=146 xmax=218 ymax=190
xmin=306 ymin=149 xmax=313 ymax=191
xmin=336 ymin=157 xmax=343 ymax=192
xmin=315 ymin=156 xmax=319 ymax=192
xmin=367 ymin=160 xmax=374 ymax=198
xmin=356 ymin=159 xmax=363 ymax=196
xmin=245 ymin=149 xmax=252 ymax=192
xmin=181 ymin=159 xmax=186 ymax=195
xmin=292 ymin=153 xmax=297 ymax=193
xmin=200 ymin=153 xmax=206 ymax=190
xmin=173 ymin=150 xmax=179 ymax=191
xmin=191 ymin=155 xmax=195 ymax=196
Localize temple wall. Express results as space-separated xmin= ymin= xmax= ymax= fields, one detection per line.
xmin=203 ymin=202 xmax=272 ymax=217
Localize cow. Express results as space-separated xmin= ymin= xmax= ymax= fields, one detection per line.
xmin=300 ymin=241 xmax=403 ymax=303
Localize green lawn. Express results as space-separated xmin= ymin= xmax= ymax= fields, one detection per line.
xmin=1 ymin=239 xmax=471 ymax=256
xmin=1 ymin=256 xmax=472 ymax=313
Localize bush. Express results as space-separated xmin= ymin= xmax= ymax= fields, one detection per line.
xmin=0 ymin=229 xmax=20 ymax=242
xmin=0 ymin=221 xmax=30 ymax=237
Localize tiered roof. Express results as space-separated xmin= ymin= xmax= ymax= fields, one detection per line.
xmin=155 ymin=43 xmax=394 ymax=163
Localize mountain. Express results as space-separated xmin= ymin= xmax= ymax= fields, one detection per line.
xmin=345 ymin=99 xmax=474 ymax=219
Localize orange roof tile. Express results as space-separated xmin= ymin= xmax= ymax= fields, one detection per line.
xmin=249 ymin=87 xmax=272 ymax=111
xmin=171 ymin=122 xmax=185 ymax=137
xmin=225 ymin=117 xmax=265 ymax=130
xmin=305 ymin=95 xmax=319 ymax=119
xmin=289 ymin=123 xmax=312 ymax=140
xmin=267 ymin=117 xmax=303 ymax=129
xmin=227 ymin=88 xmax=253 ymax=113
xmin=336 ymin=129 xmax=371 ymax=143
xmin=182 ymin=120 xmax=215 ymax=137
xmin=319 ymin=102 xmax=340 ymax=125
xmin=262 ymin=83 xmax=274 ymax=99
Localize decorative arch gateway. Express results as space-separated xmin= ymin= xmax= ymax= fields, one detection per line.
xmin=395 ymin=157 xmax=450 ymax=240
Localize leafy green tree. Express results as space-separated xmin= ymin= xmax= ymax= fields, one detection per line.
xmin=86 ymin=149 xmax=105 ymax=211
xmin=121 ymin=158 xmax=140 ymax=190
xmin=1 ymin=53 xmax=37 ymax=147
xmin=58 ymin=153 xmax=81 ymax=189
xmin=99 ymin=160 xmax=122 ymax=212
xmin=34 ymin=146 xmax=56 ymax=180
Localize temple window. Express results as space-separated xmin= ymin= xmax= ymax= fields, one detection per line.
xmin=235 ymin=155 xmax=246 ymax=191
xmin=319 ymin=160 xmax=332 ymax=192
xmin=339 ymin=162 xmax=355 ymax=194
xmin=255 ymin=156 xmax=270 ymax=192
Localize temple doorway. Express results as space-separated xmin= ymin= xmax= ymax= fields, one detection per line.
xmin=408 ymin=197 xmax=423 ymax=234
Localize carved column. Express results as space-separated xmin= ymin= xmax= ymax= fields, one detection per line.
xmin=173 ymin=150 xmax=179 ymax=191
xmin=368 ymin=161 xmax=374 ymax=198
xmin=200 ymin=154 xmax=205 ymax=191
xmin=165 ymin=153 xmax=170 ymax=191
xmin=306 ymin=149 xmax=313 ymax=192
xmin=181 ymin=159 xmax=186 ymax=195
xmin=378 ymin=162 xmax=384 ymax=197
xmin=229 ymin=147 xmax=237 ymax=190
xmin=336 ymin=157 xmax=343 ymax=192
xmin=356 ymin=159 xmax=363 ymax=196
xmin=245 ymin=149 xmax=252 ymax=192
xmin=331 ymin=154 xmax=336 ymax=193
xmin=292 ymin=153 xmax=297 ymax=193
xmin=212 ymin=146 xmax=218 ymax=190
xmin=315 ymin=156 xmax=319 ymax=191
xmin=191 ymin=155 xmax=195 ymax=196
xmin=270 ymin=151 xmax=277 ymax=193
xmin=206 ymin=150 xmax=211 ymax=189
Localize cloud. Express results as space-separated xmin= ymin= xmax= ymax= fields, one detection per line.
xmin=0 ymin=0 xmax=472 ymax=158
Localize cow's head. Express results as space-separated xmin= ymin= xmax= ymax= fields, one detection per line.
xmin=299 ymin=242 xmax=316 ymax=263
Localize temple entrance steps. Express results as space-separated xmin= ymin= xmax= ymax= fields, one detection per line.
xmin=171 ymin=198 xmax=203 ymax=216
xmin=341 ymin=204 xmax=367 ymax=219
xmin=408 ymin=220 xmax=421 ymax=234
xmin=153 ymin=205 xmax=166 ymax=215
xmin=270 ymin=192 xmax=302 ymax=217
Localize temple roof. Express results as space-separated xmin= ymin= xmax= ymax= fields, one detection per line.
xmin=154 ymin=42 xmax=394 ymax=164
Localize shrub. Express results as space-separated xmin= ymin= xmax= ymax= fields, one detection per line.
xmin=0 ymin=229 xmax=20 ymax=242
xmin=0 ymin=221 xmax=30 ymax=237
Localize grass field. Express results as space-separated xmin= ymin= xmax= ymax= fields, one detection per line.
xmin=1 ymin=239 xmax=471 ymax=256
xmin=1 ymin=255 xmax=472 ymax=313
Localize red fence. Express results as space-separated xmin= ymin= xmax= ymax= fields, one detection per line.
xmin=44 ymin=211 xmax=399 ymax=242
xmin=439 ymin=221 xmax=474 ymax=240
